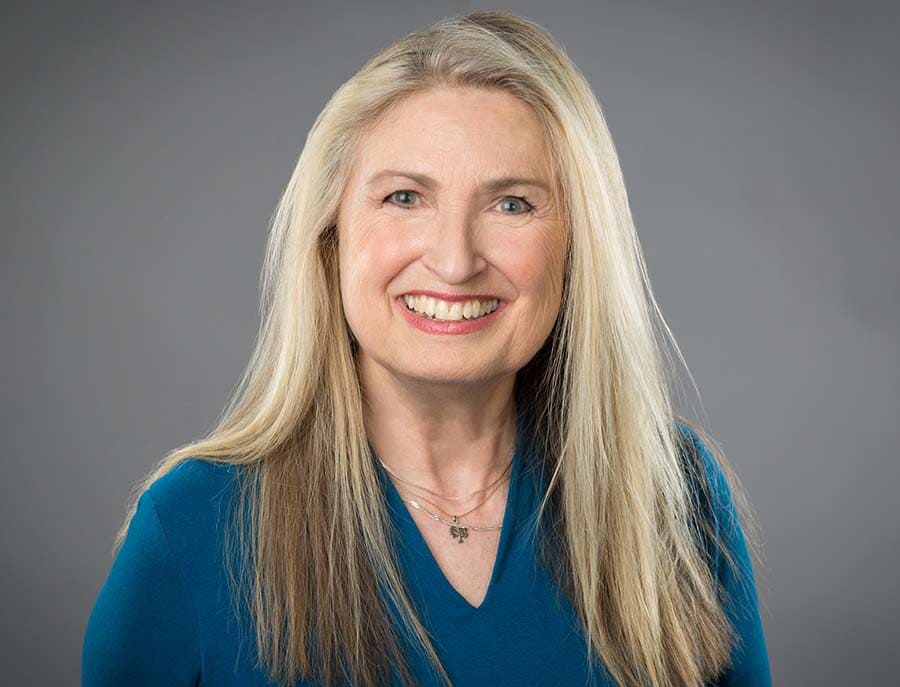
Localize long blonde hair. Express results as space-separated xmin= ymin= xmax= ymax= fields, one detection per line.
xmin=114 ymin=10 xmax=764 ymax=687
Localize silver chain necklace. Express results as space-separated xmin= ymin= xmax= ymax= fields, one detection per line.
xmin=378 ymin=446 xmax=514 ymax=543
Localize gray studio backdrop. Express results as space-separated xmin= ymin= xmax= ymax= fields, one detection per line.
xmin=4 ymin=1 xmax=898 ymax=685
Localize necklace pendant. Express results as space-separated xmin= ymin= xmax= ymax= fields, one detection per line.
xmin=449 ymin=516 xmax=469 ymax=543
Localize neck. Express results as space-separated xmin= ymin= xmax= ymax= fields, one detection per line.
xmin=359 ymin=354 xmax=518 ymax=499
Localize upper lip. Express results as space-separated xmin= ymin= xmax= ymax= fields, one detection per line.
xmin=399 ymin=290 xmax=501 ymax=302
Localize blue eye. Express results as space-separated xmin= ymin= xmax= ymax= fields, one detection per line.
xmin=383 ymin=191 xmax=535 ymax=214
xmin=384 ymin=190 xmax=420 ymax=208
xmin=497 ymin=196 xmax=535 ymax=214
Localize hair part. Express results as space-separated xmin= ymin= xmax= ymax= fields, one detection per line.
xmin=114 ymin=10 xmax=764 ymax=687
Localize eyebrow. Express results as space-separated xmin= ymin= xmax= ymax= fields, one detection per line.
xmin=365 ymin=169 xmax=551 ymax=194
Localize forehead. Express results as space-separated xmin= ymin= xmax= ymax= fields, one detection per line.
xmin=351 ymin=86 xmax=551 ymax=180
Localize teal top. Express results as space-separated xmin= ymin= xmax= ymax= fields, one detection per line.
xmin=83 ymin=416 xmax=771 ymax=686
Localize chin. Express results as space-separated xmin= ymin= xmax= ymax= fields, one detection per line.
xmin=388 ymin=357 xmax=495 ymax=385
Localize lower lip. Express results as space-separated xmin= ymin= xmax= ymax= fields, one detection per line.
xmin=396 ymin=298 xmax=507 ymax=335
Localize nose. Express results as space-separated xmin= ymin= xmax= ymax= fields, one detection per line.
xmin=420 ymin=208 xmax=487 ymax=284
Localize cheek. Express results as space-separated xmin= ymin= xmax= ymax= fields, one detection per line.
xmin=506 ymin=231 xmax=567 ymax=305
xmin=339 ymin=216 xmax=418 ymax=305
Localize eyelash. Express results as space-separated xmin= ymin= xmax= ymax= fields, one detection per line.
xmin=383 ymin=190 xmax=536 ymax=215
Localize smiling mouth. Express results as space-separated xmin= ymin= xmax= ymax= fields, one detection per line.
xmin=401 ymin=294 xmax=500 ymax=321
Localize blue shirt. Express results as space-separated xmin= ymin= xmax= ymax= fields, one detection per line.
xmin=82 ymin=418 xmax=771 ymax=685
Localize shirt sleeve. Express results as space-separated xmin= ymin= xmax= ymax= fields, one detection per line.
xmin=82 ymin=489 xmax=201 ymax=686
xmin=690 ymin=431 xmax=773 ymax=687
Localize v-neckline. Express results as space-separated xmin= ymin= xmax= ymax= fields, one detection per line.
xmin=373 ymin=412 xmax=526 ymax=613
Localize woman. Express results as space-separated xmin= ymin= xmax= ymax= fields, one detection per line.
xmin=83 ymin=10 xmax=771 ymax=687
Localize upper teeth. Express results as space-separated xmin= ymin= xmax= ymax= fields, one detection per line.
xmin=403 ymin=295 xmax=499 ymax=321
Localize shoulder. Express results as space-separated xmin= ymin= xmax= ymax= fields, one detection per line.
xmin=143 ymin=458 xmax=245 ymax=584
xmin=673 ymin=421 xmax=746 ymax=571
xmin=83 ymin=459 xmax=247 ymax=685
xmin=145 ymin=455 xmax=244 ymax=522
xmin=675 ymin=422 xmax=772 ymax=683
xmin=145 ymin=458 xmax=244 ymax=535
xmin=148 ymin=457 xmax=242 ymax=509
xmin=82 ymin=462 xmax=236 ymax=684
xmin=674 ymin=420 xmax=756 ymax=586
xmin=674 ymin=420 xmax=733 ymax=517
xmin=674 ymin=420 xmax=719 ymax=481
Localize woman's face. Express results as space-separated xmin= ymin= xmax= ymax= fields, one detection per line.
xmin=337 ymin=86 xmax=567 ymax=388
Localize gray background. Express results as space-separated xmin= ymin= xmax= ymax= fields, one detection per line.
xmin=3 ymin=1 xmax=898 ymax=684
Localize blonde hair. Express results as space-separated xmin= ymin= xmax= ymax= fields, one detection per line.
xmin=114 ymin=10 xmax=764 ymax=687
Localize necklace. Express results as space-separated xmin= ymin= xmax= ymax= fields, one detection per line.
xmin=396 ymin=475 xmax=508 ymax=543
xmin=401 ymin=496 xmax=503 ymax=543
xmin=377 ymin=447 xmax=513 ymax=501
xmin=378 ymin=445 xmax=515 ymax=543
